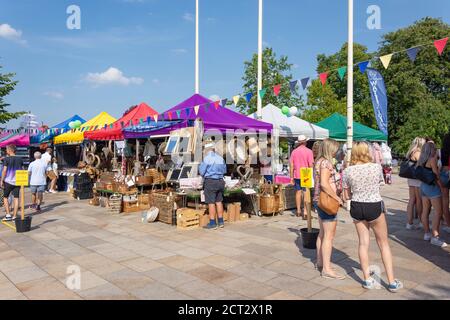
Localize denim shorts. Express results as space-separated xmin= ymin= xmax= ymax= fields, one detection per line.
xmin=313 ymin=201 xmax=337 ymax=222
xmin=420 ymin=182 xmax=441 ymax=199
xmin=30 ymin=185 xmax=46 ymax=194
xmin=294 ymin=179 xmax=306 ymax=191
xmin=440 ymin=171 xmax=449 ymax=189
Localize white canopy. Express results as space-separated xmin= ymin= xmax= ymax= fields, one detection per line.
xmin=249 ymin=104 xmax=329 ymax=140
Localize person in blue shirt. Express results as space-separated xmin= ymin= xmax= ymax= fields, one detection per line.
xmin=199 ymin=142 xmax=227 ymax=229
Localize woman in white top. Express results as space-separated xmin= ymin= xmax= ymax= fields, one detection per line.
xmin=343 ymin=142 xmax=402 ymax=293
xmin=405 ymin=137 xmax=426 ymax=230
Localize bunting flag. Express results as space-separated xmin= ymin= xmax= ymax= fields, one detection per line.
xmin=259 ymin=88 xmax=267 ymax=99
xmin=153 ymin=114 xmax=158 ymax=123
xmin=273 ymin=84 xmax=281 ymax=96
xmin=358 ymin=61 xmax=370 ymax=73
xmin=168 ymin=111 xmax=172 ymax=120
xmin=194 ymin=105 xmax=200 ymax=115
xmin=319 ymin=72 xmax=329 ymax=86
xmin=185 ymin=108 xmax=190 ymax=117
xmin=245 ymin=92 xmax=253 ymax=103
xmin=121 ymin=121 xmax=125 ymax=128
xmin=221 ymin=98 xmax=228 ymax=108
xmin=129 ymin=120 xmax=133 ymax=127
xmin=146 ymin=116 xmax=151 ymax=124
xmin=434 ymin=37 xmax=448 ymax=55
xmin=176 ymin=110 xmax=181 ymax=119
xmin=214 ymin=101 xmax=220 ymax=110
xmin=337 ymin=66 xmax=347 ymax=81
xmin=289 ymin=80 xmax=298 ymax=95
xmin=406 ymin=47 xmax=420 ymax=62
xmin=204 ymin=104 xmax=209 ymax=112
xmin=301 ymin=77 xmax=310 ymax=90
xmin=233 ymin=95 xmax=240 ymax=106
xmin=379 ymin=54 xmax=393 ymax=69
xmin=110 ymin=124 xmax=114 ymax=129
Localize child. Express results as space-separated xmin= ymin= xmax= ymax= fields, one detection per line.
xmin=49 ymin=157 xmax=58 ymax=193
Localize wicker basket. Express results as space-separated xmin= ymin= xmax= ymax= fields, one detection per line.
xmin=259 ymin=194 xmax=280 ymax=215
xmin=146 ymin=168 xmax=166 ymax=185
xmin=152 ymin=192 xmax=181 ymax=224
xmin=109 ymin=194 xmax=122 ymax=214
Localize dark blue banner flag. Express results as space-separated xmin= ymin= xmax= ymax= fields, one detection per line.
xmin=366 ymin=68 xmax=388 ymax=136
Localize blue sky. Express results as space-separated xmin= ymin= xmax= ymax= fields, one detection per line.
xmin=0 ymin=0 xmax=448 ymax=127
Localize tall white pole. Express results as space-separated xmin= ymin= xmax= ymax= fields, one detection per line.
xmin=257 ymin=0 xmax=263 ymax=119
xmin=346 ymin=0 xmax=353 ymax=165
xmin=195 ymin=0 xmax=200 ymax=94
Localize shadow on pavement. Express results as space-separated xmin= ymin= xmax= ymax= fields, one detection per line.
xmin=386 ymin=208 xmax=450 ymax=273
xmin=288 ymin=227 xmax=362 ymax=283
xmin=31 ymin=201 xmax=69 ymax=215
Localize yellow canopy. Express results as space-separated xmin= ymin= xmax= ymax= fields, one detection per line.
xmin=54 ymin=111 xmax=117 ymax=145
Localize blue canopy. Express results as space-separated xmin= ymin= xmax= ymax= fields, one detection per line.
xmin=123 ymin=120 xmax=183 ymax=136
xmin=30 ymin=115 xmax=86 ymax=145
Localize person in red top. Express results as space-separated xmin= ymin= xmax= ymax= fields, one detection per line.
xmin=289 ymin=135 xmax=314 ymax=219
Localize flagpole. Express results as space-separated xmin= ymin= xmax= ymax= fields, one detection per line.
xmin=195 ymin=0 xmax=200 ymax=94
xmin=257 ymin=0 xmax=263 ymax=119
xmin=346 ymin=0 xmax=353 ymax=165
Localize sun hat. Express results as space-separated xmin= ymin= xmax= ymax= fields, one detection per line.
xmin=297 ymin=135 xmax=309 ymax=143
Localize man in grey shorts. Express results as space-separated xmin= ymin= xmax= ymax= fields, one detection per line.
xmin=199 ymin=142 xmax=227 ymax=230
xmin=28 ymin=151 xmax=48 ymax=212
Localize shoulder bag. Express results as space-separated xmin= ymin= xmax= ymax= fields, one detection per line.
xmin=318 ymin=160 xmax=340 ymax=215
xmin=415 ymin=166 xmax=436 ymax=185
xmin=399 ymin=159 xmax=417 ymax=179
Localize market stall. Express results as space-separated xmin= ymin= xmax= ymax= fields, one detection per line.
xmin=316 ymin=112 xmax=388 ymax=142
xmin=30 ymin=114 xmax=86 ymax=146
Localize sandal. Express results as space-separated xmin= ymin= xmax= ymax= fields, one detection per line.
xmin=321 ymin=271 xmax=346 ymax=280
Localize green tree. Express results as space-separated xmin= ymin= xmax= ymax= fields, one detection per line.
xmin=302 ymin=43 xmax=376 ymax=127
xmin=237 ymin=47 xmax=303 ymax=115
xmin=392 ymin=98 xmax=450 ymax=153
xmin=373 ymin=17 xmax=450 ymax=153
xmin=0 ymin=65 xmax=23 ymax=123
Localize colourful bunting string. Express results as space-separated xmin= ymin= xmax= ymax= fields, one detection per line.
xmin=300 ymin=77 xmax=309 ymax=90
xmin=176 ymin=110 xmax=181 ymax=119
xmin=214 ymin=101 xmax=220 ymax=110
xmin=168 ymin=111 xmax=172 ymax=120
xmin=289 ymin=80 xmax=298 ymax=95
xmin=337 ymin=67 xmax=347 ymax=81
xmin=319 ymin=72 xmax=329 ymax=86
xmin=185 ymin=108 xmax=190 ymax=117
xmin=153 ymin=115 xmax=158 ymax=123
xmin=358 ymin=61 xmax=370 ymax=73
xmin=245 ymin=92 xmax=253 ymax=103
xmin=259 ymin=88 xmax=267 ymax=99
xmin=233 ymin=95 xmax=240 ymax=106
xmin=194 ymin=105 xmax=200 ymax=115
xmin=406 ymin=47 xmax=420 ymax=62
xmin=434 ymin=37 xmax=448 ymax=55
xmin=380 ymin=54 xmax=393 ymax=69
xmin=273 ymin=84 xmax=281 ymax=96
xmin=221 ymin=98 xmax=228 ymax=107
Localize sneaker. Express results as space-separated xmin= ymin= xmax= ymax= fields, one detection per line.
xmin=418 ymin=222 xmax=424 ymax=230
xmin=218 ymin=221 xmax=225 ymax=228
xmin=442 ymin=226 xmax=450 ymax=234
xmin=406 ymin=223 xmax=416 ymax=230
xmin=388 ymin=279 xmax=403 ymax=293
xmin=50 ymin=190 xmax=57 ymax=194
xmin=423 ymin=232 xmax=432 ymax=241
xmin=203 ymin=223 xmax=218 ymax=230
xmin=430 ymin=237 xmax=448 ymax=248
xmin=35 ymin=205 xmax=41 ymax=212
xmin=2 ymin=215 xmax=12 ymax=222
xmin=362 ymin=277 xmax=376 ymax=290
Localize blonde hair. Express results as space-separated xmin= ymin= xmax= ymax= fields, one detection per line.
xmin=351 ymin=142 xmax=373 ymax=165
xmin=316 ymin=138 xmax=339 ymax=164
xmin=406 ymin=137 xmax=426 ymax=159
xmin=417 ymin=142 xmax=436 ymax=167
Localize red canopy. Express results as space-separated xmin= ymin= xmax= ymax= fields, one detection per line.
xmin=85 ymin=103 xmax=158 ymax=141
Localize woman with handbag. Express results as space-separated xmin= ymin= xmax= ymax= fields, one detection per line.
xmin=313 ymin=138 xmax=344 ymax=280
xmin=404 ymin=137 xmax=426 ymax=230
xmin=342 ymin=142 xmax=403 ymax=292
xmin=439 ymin=132 xmax=450 ymax=234
xmin=416 ymin=142 xmax=447 ymax=248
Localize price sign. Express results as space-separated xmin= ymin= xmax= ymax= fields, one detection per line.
xmin=15 ymin=170 xmax=29 ymax=187
xmin=300 ymin=167 xmax=313 ymax=188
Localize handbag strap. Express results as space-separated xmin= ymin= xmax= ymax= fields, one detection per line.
xmin=318 ymin=159 xmax=338 ymax=199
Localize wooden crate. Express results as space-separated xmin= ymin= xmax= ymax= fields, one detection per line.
xmin=176 ymin=208 xmax=200 ymax=230
xmin=123 ymin=200 xmax=141 ymax=214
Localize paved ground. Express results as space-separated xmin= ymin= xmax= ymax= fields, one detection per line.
xmin=0 ymin=177 xmax=448 ymax=300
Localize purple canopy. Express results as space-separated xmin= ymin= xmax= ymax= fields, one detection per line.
xmin=123 ymin=94 xmax=273 ymax=139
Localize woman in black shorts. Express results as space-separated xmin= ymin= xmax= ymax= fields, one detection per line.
xmin=342 ymin=142 xmax=403 ymax=293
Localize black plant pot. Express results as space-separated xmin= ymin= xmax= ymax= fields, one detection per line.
xmin=300 ymin=227 xmax=319 ymax=249
xmin=15 ymin=216 xmax=32 ymax=233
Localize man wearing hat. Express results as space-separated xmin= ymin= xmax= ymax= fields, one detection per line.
xmin=289 ymin=135 xmax=314 ymax=219
xmin=199 ymin=142 xmax=227 ymax=229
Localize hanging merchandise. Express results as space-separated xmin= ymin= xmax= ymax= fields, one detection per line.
xmin=143 ymin=138 xmax=156 ymax=161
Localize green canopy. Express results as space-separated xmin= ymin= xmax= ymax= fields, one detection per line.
xmin=316 ymin=113 xmax=387 ymax=142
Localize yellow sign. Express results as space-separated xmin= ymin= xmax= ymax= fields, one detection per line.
xmin=300 ymin=167 xmax=313 ymax=188
xmin=15 ymin=170 xmax=29 ymax=187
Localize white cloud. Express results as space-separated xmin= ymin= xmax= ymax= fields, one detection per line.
xmin=207 ymin=17 xmax=217 ymax=23
xmin=183 ymin=13 xmax=194 ymax=22
xmin=0 ymin=24 xmax=27 ymax=45
xmin=85 ymin=67 xmax=144 ymax=87
xmin=152 ymin=78 xmax=160 ymax=85
xmin=171 ymin=48 xmax=187 ymax=55
xmin=43 ymin=91 xmax=64 ymax=100
xmin=293 ymin=64 xmax=299 ymax=69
